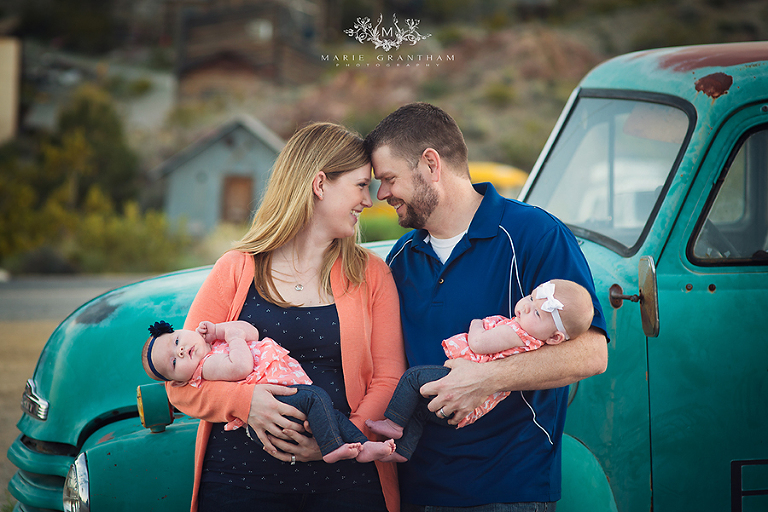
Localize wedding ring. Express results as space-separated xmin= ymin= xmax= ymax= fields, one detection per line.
xmin=438 ymin=407 xmax=447 ymax=419
xmin=291 ymin=455 xmax=296 ymax=465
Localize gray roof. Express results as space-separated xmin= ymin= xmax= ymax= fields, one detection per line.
xmin=152 ymin=114 xmax=285 ymax=178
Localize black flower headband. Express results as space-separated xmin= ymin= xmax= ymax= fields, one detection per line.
xmin=146 ymin=321 xmax=174 ymax=381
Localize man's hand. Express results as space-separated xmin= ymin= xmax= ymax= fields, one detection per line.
xmin=419 ymin=358 xmax=494 ymax=426
xmin=419 ymin=328 xmax=608 ymax=426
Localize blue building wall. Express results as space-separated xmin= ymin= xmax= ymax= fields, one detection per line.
xmin=162 ymin=118 xmax=283 ymax=236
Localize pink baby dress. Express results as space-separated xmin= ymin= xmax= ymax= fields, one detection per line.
xmin=441 ymin=315 xmax=543 ymax=428
xmin=189 ymin=337 xmax=312 ymax=431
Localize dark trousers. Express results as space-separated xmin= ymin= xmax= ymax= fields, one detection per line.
xmin=274 ymin=384 xmax=369 ymax=456
xmin=383 ymin=365 xmax=452 ymax=459
xmin=401 ymin=503 xmax=556 ymax=512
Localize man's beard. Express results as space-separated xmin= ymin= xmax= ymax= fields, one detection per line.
xmin=398 ymin=171 xmax=438 ymax=229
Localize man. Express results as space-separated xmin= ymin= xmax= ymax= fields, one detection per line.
xmin=364 ymin=103 xmax=608 ymax=511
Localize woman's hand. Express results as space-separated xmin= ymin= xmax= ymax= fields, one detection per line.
xmin=248 ymin=385 xmax=307 ymax=457
xmin=268 ymin=421 xmax=323 ymax=463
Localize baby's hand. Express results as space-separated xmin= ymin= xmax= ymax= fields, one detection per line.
xmin=196 ymin=321 xmax=216 ymax=342
xmin=469 ymin=319 xmax=485 ymax=331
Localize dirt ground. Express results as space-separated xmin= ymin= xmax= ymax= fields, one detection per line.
xmin=1 ymin=321 xmax=59 ymax=507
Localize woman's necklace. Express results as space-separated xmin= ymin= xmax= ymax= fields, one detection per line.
xmin=280 ymin=251 xmax=318 ymax=292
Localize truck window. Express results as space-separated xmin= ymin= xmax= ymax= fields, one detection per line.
xmin=691 ymin=127 xmax=768 ymax=264
xmin=526 ymin=95 xmax=691 ymax=254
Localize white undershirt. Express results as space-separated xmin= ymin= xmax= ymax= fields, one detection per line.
xmin=426 ymin=230 xmax=467 ymax=264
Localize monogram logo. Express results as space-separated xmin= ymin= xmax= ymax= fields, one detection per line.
xmin=344 ymin=14 xmax=431 ymax=52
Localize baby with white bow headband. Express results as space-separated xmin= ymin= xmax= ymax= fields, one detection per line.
xmin=366 ymin=279 xmax=594 ymax=462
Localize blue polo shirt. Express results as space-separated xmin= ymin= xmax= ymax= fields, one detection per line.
xmin=387 ymin=183 xmax=607 ymax=506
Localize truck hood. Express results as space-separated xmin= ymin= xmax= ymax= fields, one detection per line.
xmin=18 ymin=267 xmax=210 ymax=447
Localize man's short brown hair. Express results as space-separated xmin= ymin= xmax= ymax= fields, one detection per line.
xmin=364 ymin=102 xmax=469 ymax=175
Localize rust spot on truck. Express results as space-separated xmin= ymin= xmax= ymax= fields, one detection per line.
xmin=655 ymin=42 xmax=768 ymax=72
xmin=695 ymin=72 xmax=733 ymax=99
xmin=97 ymin=432 xmax=115 ymax=444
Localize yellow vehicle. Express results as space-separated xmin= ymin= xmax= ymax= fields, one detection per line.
xmin=363 ymin=161 xmax=528 ymax=220
xmin=359 ymin=161 xmax=528 ymax=242
xmin=467 ymin=161 xmax=528 ymax=199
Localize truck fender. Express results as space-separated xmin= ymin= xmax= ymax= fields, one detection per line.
xmin=559 ymin=434 xmax=618 ymax=512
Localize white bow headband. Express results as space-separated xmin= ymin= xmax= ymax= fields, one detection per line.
xmin=536 ymin=281 xmax=569 ymax=340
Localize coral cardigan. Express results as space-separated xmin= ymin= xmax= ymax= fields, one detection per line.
xmin=166 ymin=250 xmax=406 ymax=512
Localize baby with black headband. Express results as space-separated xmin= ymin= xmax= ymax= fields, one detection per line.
xmin=141 ymin=319 xmax=396 ymax=463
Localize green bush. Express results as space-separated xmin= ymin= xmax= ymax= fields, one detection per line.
xmin=420 ymin=78 xmax=452 ymax=99
xmin=359 ymin=215 xmax=408 ymax=243
xmin=128 ymin=77 xmax=153 ymax=97
xmin=1 ymin=187 xmax=193 ymax=274
xmin=57 ymin=84 xmax=139 ymax=206
xmin=0 ymin=165 xmax=41 ymax=258
xmin=434 ymin=25 xmax=466 ymax=47
xmin=104 ymin=75 xmax=153 ymax=98
xmin=483 ymin=81 xmax=517 ymax=107
xmin=68 ymin=201 xmax=193 ymax=273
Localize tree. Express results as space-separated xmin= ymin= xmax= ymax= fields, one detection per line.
xmin=57 ymin=84 xmax=139 ymax=208
xmin=0 ymin=159 xmax=40 ymax=259
xmin=41 ymin=129 xmax=94 ymax=209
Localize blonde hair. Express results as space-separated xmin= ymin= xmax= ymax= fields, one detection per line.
xmin=549 ymin=279 xmax=594 ymax=339
xmin=232 ymin=122 xmax=370 ymax=307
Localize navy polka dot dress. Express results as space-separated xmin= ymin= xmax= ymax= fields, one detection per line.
xmin=200 ymin=283 xmax=378 ymax=493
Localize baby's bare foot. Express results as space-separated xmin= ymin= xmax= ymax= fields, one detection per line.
xmin=323 ymin=443 xmax=362 ymax=463
xmin=365 ymin=418 xmax=404 ymax=439
xmin=356 ymin=439 xmax=396 ymax=463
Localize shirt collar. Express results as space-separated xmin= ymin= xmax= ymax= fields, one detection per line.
xmin=467 ymin=182 xmax=505 ymax=239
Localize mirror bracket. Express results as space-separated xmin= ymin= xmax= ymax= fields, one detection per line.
xmin=608 ymin=256 xmax=660 ymax=337
xmin=609 ymin=285 xmax=639 ymax=308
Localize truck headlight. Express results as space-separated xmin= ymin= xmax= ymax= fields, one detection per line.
xmin=63 ymin=452 xmax=90 ymax=512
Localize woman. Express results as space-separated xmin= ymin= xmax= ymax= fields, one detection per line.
xmin=166 ymin=122 xmax=406 ymax=512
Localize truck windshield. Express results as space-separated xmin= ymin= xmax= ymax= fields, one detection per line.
xmin=526 ymin=95 xmax=691 ymax=253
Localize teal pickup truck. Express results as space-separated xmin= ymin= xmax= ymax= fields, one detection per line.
xmin=8 ymin=41 xmax=768 ymax=512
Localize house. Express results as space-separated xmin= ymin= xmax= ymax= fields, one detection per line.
xmin=175 ymin=0 xmax=326 ymax=100
xmin=154 ymin=114 xmax=284 ymax=236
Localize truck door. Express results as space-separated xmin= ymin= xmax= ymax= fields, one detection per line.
xmin=648 ymin=114 xmax=768 ymax=512
xmin=524 ymin=92 xmax=697 ymax=512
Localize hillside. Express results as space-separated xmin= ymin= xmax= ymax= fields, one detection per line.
xmin=137 ymin=23 xmax=601 ymax=179
xmin=131 ymin=0 xmax=768 ymax=179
